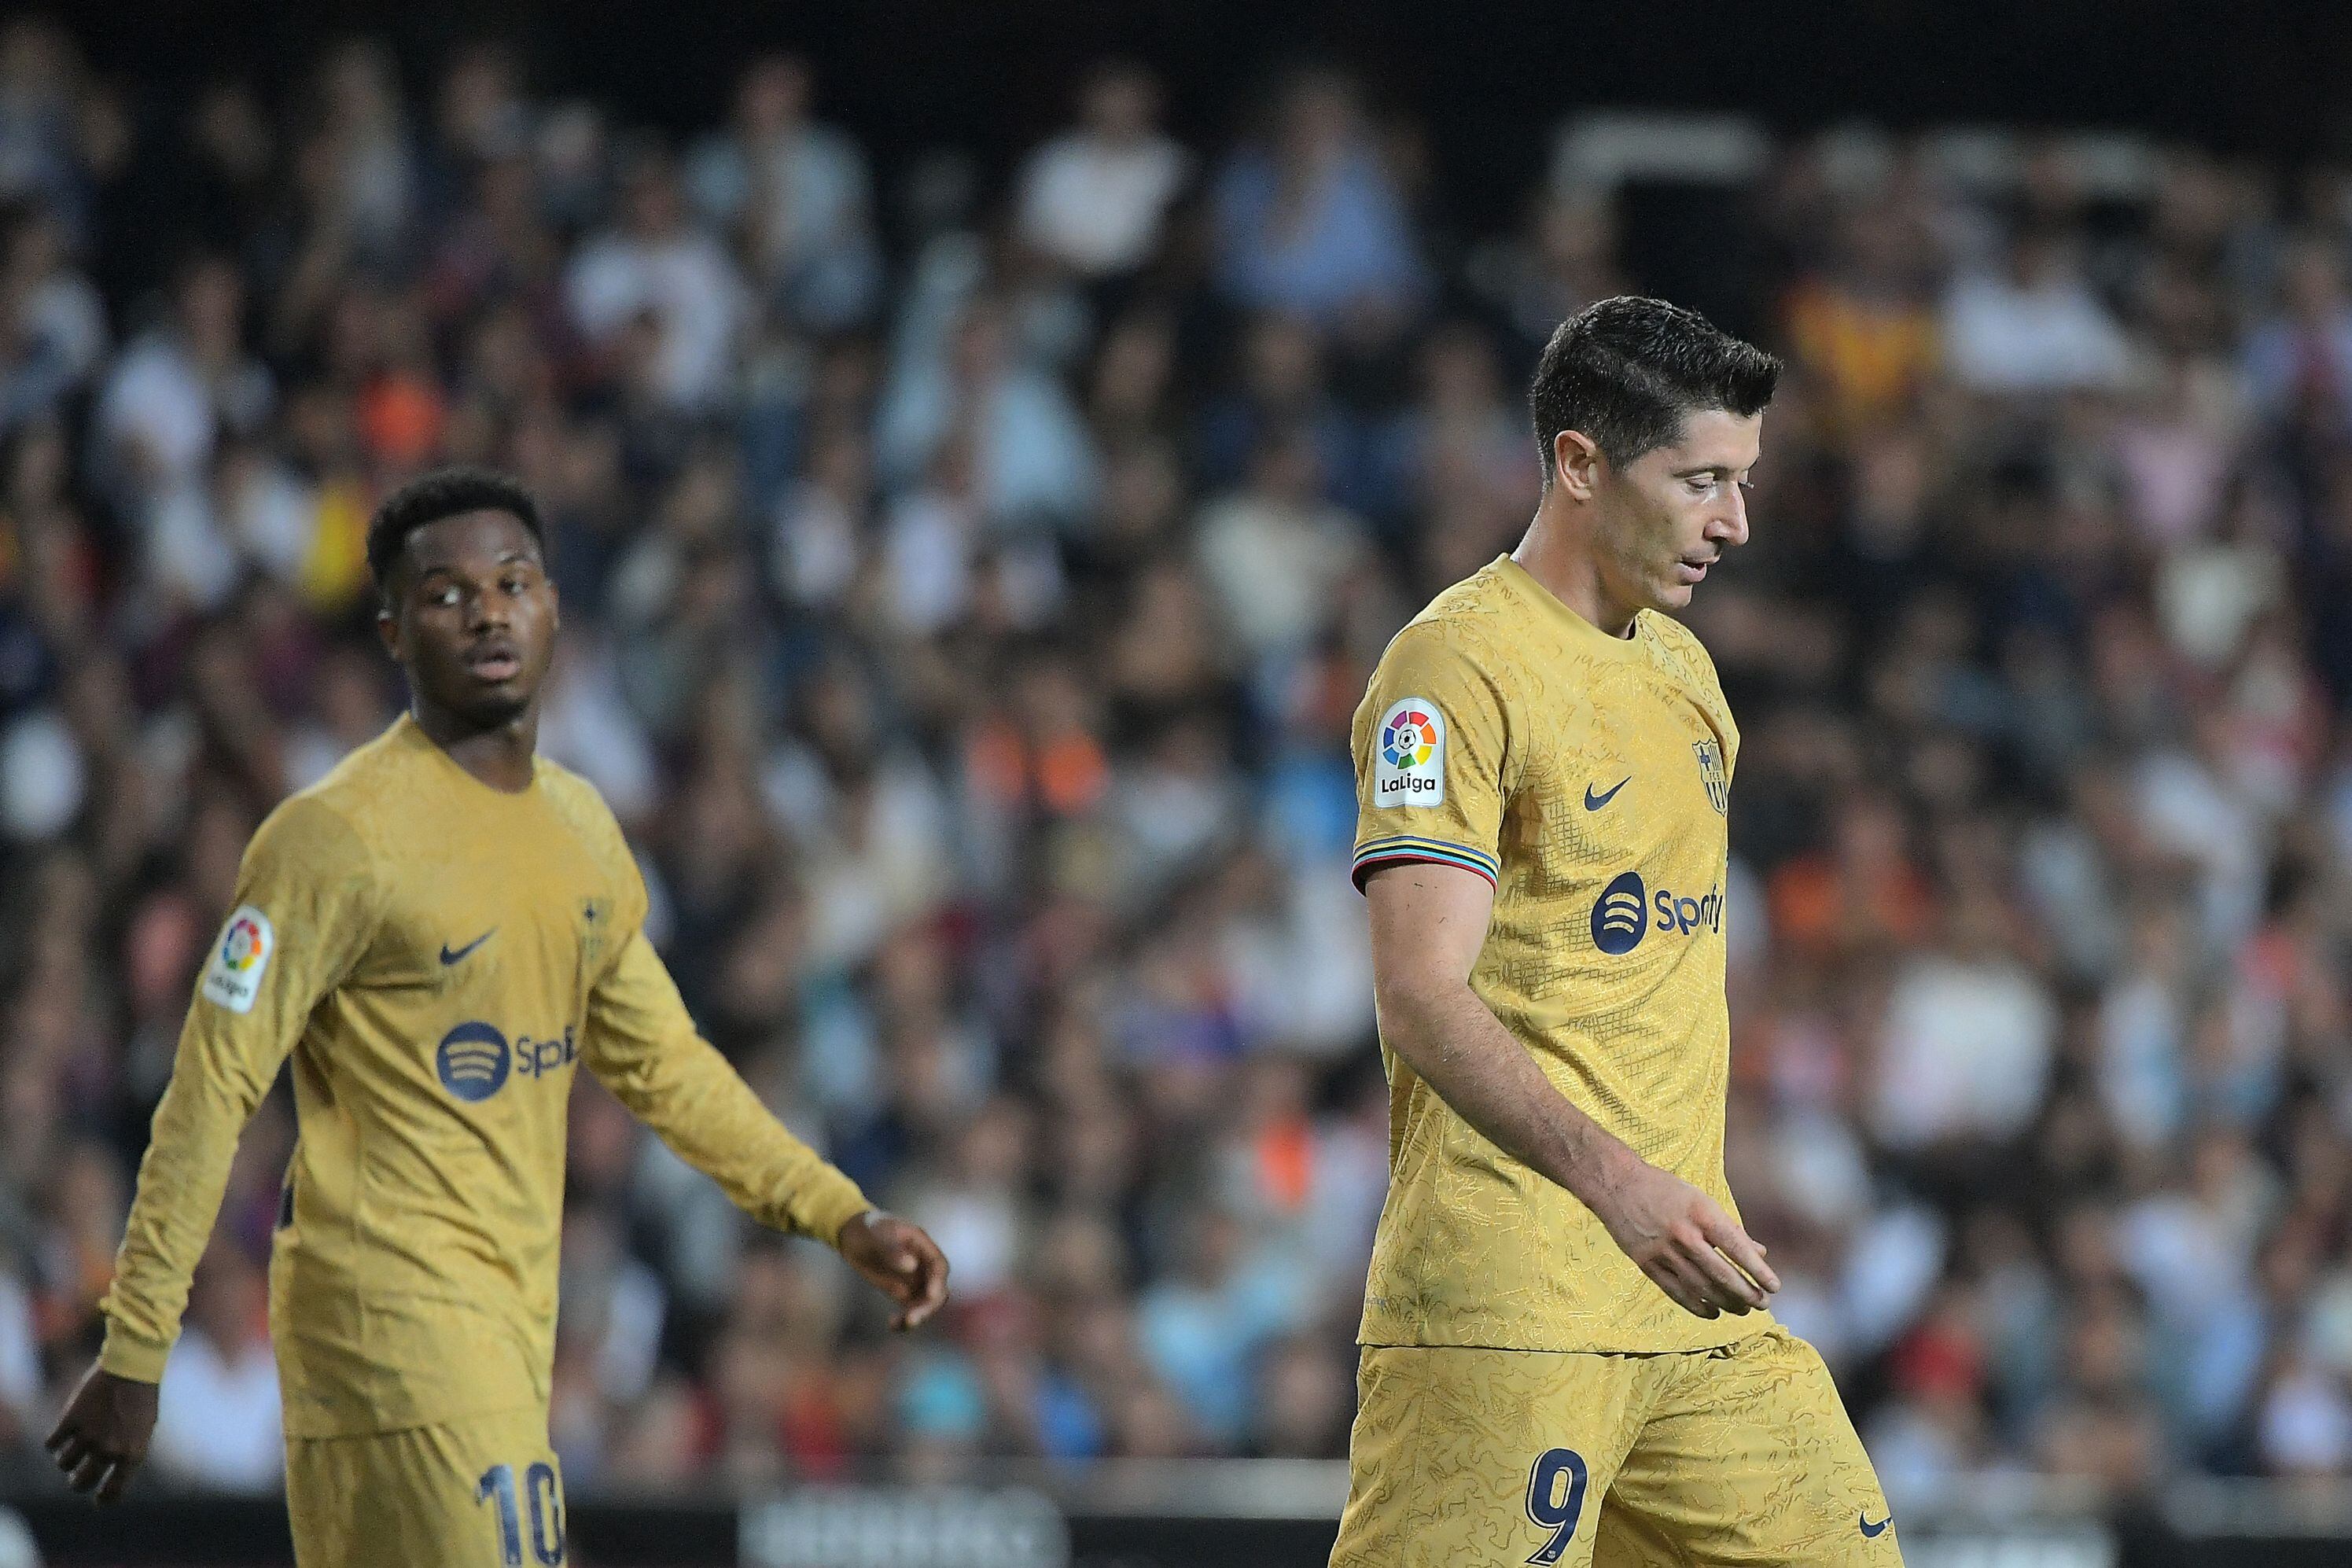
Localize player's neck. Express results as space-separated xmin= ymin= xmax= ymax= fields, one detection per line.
xmin=410 ymin=700 xmax=540 ymax=793
xmin=1511 ymin=511 xmax=1641 ymax=639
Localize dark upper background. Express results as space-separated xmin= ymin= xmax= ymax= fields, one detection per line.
xmin=67 ymin=0 xmax=2352 ymax=232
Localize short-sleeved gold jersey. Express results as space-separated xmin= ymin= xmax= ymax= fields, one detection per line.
xmin=99 ymin=715 xmax=870 ymax=1436
xmin=1350 ymin=556 xmax=1754 ymax=1354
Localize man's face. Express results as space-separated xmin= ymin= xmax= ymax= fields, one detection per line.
xmin=1582 ymin=408 xmax=1761 ymax=617
xmin=377 ymin=509 xmax=558 ymax=727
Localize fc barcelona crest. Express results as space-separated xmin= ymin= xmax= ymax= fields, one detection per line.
xmin=1692 ymin=739 xmax=1728 ymax=815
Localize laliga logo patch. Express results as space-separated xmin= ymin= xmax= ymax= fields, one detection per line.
xmin=200 ymin=904 xmax=274 ymax=1014
xmin=1373 ymin=698 xmax=1445 ymax=808
xmin=219 ymin=915 xmax=267 ymax=970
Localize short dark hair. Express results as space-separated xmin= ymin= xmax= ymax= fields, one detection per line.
xmin=366 ymin=466 xmax=546 ymax=598
xmin=1529 ymin=296 xmax=1780 ymax=480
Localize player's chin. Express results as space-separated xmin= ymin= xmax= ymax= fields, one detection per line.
xmin=455 ymin=681 xmax=535 ymax=726
xmin=1649 ymin=576 xmax=1698 ymax=611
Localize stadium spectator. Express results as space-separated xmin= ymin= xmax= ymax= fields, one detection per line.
xmin=2242 ymin=238 xmax=2352 ymax=432
xmin=1017 ymin=62 xmax=1190 ymax=283
xmin=1940 ymin=219 xmax=2133 ymax=392
xmin=1210 ymin=68 xmax=1425 ymax=329
xmin=0 ymin=204 xmax=104 ymax=437
xmin=1193 ymin=423 xmax=1367 ymax=665
xmin=876 ymin=295 xmax=1100 ymax=531
xmin=687 ymin=56 xmax=881 ymax=333
xmin=91 ymin=253 xmax=271 ymax=514
xmin=568 ymin=149 xmax=749 ymax=413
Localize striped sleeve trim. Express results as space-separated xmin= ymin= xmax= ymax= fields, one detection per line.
xmin=1350 ymin=834 xmax=1501 ymax=892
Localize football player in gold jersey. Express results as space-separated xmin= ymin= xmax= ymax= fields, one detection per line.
xmin=1333 ymin=299 xmax=1898 ymax=1566
xmin=47 ymin=469 xmax=948 ymax=1563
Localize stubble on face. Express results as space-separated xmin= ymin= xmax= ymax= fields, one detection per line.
xmin=1601 ymin=409 xmax=1761 ymax=617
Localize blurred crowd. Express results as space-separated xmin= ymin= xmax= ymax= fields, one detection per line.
xmin=3 ymin=17 xmax=2352 ymax=1511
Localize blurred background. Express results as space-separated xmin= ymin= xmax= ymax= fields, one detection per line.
xmin=5 ymin=2 xmax=2352 ymax=1563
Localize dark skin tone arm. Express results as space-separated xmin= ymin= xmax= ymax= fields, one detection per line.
xmin=838 ymin=1209 xmax=951 ymax=1331
xmin=44 ymin=1372 xmax=155 ymax=1504
xmin=52 ymin=503 xmax=949 ymax=1504
xmin=1365 ymin=859 xmax=1778 ymax=1319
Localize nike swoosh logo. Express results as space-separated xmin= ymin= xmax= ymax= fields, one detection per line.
xmin=1859 ymin=1513 xmax=1892 ymax=1539
xmin=439 ymin=929 xmax=495 ymax=966
xmin=1585 ymin=777 xmax=1631 ymax=811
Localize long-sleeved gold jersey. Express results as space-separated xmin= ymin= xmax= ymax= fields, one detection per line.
xmin=98 ymin=714 xmax=871 ymax=1437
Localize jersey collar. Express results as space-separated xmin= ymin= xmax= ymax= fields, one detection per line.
xmin=1491 ymin=555 xmax=1653 ymax=662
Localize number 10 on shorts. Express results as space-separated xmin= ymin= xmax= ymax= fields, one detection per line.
xmin=1526 ymin=1448 xmax=1589 ymax=1566
xmin=477 ymin=1462 xmax=565 ymax=1564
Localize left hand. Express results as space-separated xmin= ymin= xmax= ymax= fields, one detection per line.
xmin=46 ymin=1364 xmax=159 ymax=1504
xmin=837 ymin=1209 xmax=950 ymax=1331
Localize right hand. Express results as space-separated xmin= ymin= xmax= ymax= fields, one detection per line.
xmin=1585 ymin=1151 xmax=1780 ymax=1319
xmin=837 ymin=1209 xmax=951 ymax=1332
xmin=46 ymin=1364 xmax=159 ymax=1504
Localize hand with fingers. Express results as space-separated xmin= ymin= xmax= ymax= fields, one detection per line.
xmin=1585 ymin=1150 xmax=1780 ymax=1320
xmin=46 ymin=1364 xmax=159 ymax=1504
xmin=837 ymin=1209 xmax=951 ymax=1331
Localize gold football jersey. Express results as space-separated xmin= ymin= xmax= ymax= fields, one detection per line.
xmin=98 ymin=715 xmax=871 ymax=1435
xmin=1350 ymin=555 xmax=1755 ymax=1353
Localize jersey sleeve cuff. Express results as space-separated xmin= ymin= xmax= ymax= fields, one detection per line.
xmin=1351 ymin=835 xmax=1500 ymax=893
xmin=789 ymin=1170 xmax=875 ymax=1250
xmin=97 ymin=1318 xmax=172 ymax=1384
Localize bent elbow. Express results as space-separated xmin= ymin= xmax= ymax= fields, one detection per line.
xmin=1371 ymin=971 xmax=1465 ymax=1056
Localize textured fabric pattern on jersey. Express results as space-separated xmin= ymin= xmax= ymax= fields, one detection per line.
xmin=1349 ymin=555 xmax=1752 ymax=1353
xmin=1329 ymin=1330 xmax=1899 ymax=1568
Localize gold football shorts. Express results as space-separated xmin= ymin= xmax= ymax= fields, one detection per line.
xmin=1331 ymin=1325 xmax=1900 ymax=1566
xmin=284 ymin=1404 xmax=565 ymax=1566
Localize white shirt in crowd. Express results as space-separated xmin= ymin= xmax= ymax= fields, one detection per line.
xmin=1868 ymin=951 xmax=2056 ymax=1148
xmin=1941 ymin=263 xmax=2133 ymax=392
xmin=0 ymin=1272 xmax=42 ymax=1441
xmin=1018 ymin=131 xmax=1189 ymax=278
xmin=566 ymin=231 xmax=749 ymax=410
xmin=1193 ymin=491 xmax=1365 ymax=662
xmin=93 ymin=333 xmax=272 ymax=496
xmin=151 ymin=1325 xmax=284 ymax=1493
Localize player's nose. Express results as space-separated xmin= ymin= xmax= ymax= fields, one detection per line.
xmin=1712 ymin=488 xmax=1750 ymax=549
xmin=467 ymin=588 xmax=512 ymax=631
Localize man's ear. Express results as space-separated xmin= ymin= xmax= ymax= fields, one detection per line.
xmin=375 ymin=603 xmax=401 ymax=662
xmin=1551 ymin=429 xmax=1603 ymax=502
